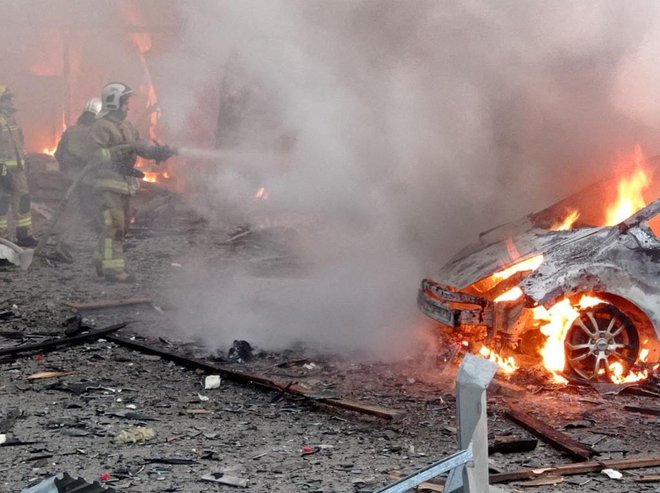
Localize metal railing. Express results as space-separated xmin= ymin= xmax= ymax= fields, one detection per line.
xmin=374 ymin=354 xmax=498 ymax=493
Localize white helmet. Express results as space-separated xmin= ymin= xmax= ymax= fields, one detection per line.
xmin=100 ymin=82 xmax=133 ymax=112
xmin=83 ymin=97 xmax=102 ymax=115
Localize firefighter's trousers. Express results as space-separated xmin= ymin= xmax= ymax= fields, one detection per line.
xmin=95 ymin=190 xmax=130 ymax=276
xmin=0 ymin=166 xmax=33 ymax=238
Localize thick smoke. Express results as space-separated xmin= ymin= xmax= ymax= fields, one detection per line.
xmin=155 ymin=1 xmax=660 ymax=357
xmin=3 ymin=1 xmax=659 ymax=357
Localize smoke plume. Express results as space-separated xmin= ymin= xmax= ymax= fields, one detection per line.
xmin=3 ymin=0 xmax=660 ymax=357
xmin=156 ymin=1 xmax=660 ymax=357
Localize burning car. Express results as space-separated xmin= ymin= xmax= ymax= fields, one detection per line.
xmin=418 ymin=149 xmax=660 ymax=383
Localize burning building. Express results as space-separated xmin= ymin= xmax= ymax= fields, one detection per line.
xmin=0 ymin=1 xmax=188 ymax=185
xmin=418 ymin=147 xmax=660 ymax=384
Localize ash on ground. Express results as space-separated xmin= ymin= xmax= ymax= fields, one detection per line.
xmin=1 ymin=196 xmax=659 ymax=492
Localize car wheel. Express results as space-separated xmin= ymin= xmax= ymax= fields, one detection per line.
xmin=564 ymin=303 xmax=639 ymax=382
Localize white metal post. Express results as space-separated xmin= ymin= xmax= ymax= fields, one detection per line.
xmin=452 ymin=354 xmax=498 ymax=493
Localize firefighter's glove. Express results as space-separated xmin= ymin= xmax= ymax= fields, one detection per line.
xmin=146 ymin=142 xmax=177 ymax=164
xmin=115 ymin=164 xmax=144 ymax=179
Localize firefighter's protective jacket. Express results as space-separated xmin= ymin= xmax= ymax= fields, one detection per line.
xmin=0 ymin=110 xmax=33 ymax=236
xmin=89 ymin=112 xmax=149 ymax=195
xmin=54 ymin=123 xmax=97 ymax=178
xmin=0 ymin=112 xmax=26 ymax=171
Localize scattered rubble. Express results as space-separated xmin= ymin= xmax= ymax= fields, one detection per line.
xmin=505 ymin=406 xmax=596 ymax=461
xmin=1 ymin=176 xmax=658 ymax=492
xmin=21 ymin=472 xmax=117 ymax=493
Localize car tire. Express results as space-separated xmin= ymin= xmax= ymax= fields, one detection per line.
xmin=564 ymin=302 xmax=639 ymax=382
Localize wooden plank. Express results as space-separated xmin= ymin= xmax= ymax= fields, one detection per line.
xmin=106 ymin=334 xmax=402 ymax=420
xmin=64 ymin=297 xmax=153 ymax=310
xmin=621 ymin=386 xmax=660 ymax=398
xmin=505 ymin=407 xmax=595 ymax=461
xmin=636 ymin=474 xmax=660 ymax=483
xmin=314 ymin=397 xmax=402 ymax=420
xmin=518 ymin=475 xmax=563 ymax=487
xmin=0 ymin=440 xmax=42 ymax=447
xmin=26 ymin=371 xmax=75 ymax=380
xmin=490 ymin=455 xmax=660 ymax=484
xmin=0 ymin=323 xmax=127 ymax=358
xmin=624 ymin=405 xmax=660 ymax=417
xmin=388 ymin=472 xmax=443 ymax=491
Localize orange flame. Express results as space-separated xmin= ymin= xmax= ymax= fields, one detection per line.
xmin=132 ymin=32 xmax=152 ymax=55
xmin=471 ymin=254 xmax=543 ymax=294
xmin=255 ymin=187 xmax=269 ymax=200
xmin=494 ymin=287 xmax=523 ymax=303
xmin=610 ymin=348 xmax=650 ymax=384
xmin=532 ymin=296 xmax=650 ymax=384
xmin=605 ymin=146 xmax=651 ymax=225
xmin=550 ymin=209 xmax=580 ymax=231
xmin=36 ymin=121 xmax=66 ymax=157
xmin=120 ymin=3 xmax=152 ymax=54
xmin=542 ymin=146 xmax=652 ymax=232
xmin=436 ymin=147 xmax=655 ymax=384
xmin=492 ymin=255 xmax=544 ymax=282
xmin=609 ymin=362 xmax=647 ymax=384
xmin=141 ymin=172 xmax=160 ymax=183
xmin=120 ymin=3 xmax=160 ymax=142
xmin=532 ymin=295 xmax=603 ymax=383
xmin=479 ymin=345 xmax=519 ymax=374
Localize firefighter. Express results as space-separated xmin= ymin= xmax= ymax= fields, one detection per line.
xmin=53 ymin=97 xmax=103 ymax=263
xmin=90 ymin=82 xmax=174 ymax=282
xmin=0 ymin=85 xmax=37 ymax=247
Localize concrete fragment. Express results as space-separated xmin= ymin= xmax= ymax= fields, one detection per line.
xmin=0 ymin=238 xmax=33 ymax=270
xmin=114 ymin=426 xmax=156 ymax=444
xmin=602 ymin=468 xmax=623 ymax=480
xmin=201 ymin=472 xmax=249 ymax=487
xmin=204 ymin=375 xmax=221 ymax=389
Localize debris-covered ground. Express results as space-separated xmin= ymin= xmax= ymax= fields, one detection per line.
xmin=1 ymin=182 xmax=659 ymax=492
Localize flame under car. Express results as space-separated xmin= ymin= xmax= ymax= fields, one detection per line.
xmin=418 ymin=171 xmax=660 ymax=383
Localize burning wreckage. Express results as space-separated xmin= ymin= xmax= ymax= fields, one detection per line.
xmin=418 ymin=150 xmax=660 ymax=384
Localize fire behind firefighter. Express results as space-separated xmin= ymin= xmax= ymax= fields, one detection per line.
xmin=0 ymin=85 xmax=37 ymax=247
xmin=53 ymin=97 xmax=103 ymax=263
xmin=90 ymin=82 xmax=175 ymax=282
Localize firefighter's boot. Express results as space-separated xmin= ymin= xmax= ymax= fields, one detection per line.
xmin=104 ymin=271 xmax=136 ymax=283
xmin=54 ymin=242 xmax=74 ymax=264
xmin=15 ymin=227 xmax=38 ymax=248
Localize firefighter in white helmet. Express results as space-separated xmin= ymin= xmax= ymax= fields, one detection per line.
xmin=52 ymin=97 xmax=103 ymax=263
xmin=89 ymin=82 xmax=175 ymax=282
xmin=0 ymin=85 xmax=37 ymax=247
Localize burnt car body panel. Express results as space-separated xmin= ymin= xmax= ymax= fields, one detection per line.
xmin=418 ymin=198 xmax=660 ymax=360
xmin=418 ymin=279 xmax=492 ymax=327
xmin=521 ymin=200 xmax=660 ymax=330
xmin=435 ymin=226 xmax=600 ymax=290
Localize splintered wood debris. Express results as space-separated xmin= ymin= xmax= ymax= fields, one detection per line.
xmin=505 ymin=406 xmax=597 ymax=461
